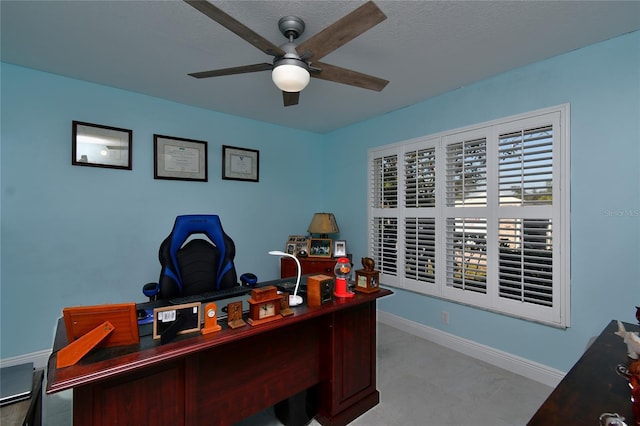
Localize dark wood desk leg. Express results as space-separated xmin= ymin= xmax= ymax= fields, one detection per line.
xmin=316 ymin=301 xmax=380 ymax=425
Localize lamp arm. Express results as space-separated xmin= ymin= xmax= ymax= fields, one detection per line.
xmin=268 ymin=250 xmax=303 ymax=306
xmin=290 ymin=255 xmax=302 ymax=297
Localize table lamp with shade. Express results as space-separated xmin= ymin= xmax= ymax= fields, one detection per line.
xmin=307 ymin=213 xmax=339 ymax=238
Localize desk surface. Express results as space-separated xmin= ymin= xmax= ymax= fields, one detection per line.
xmin=528 ymin=320 xmax=638 ymax=425
xmin=46 ymin=285 xmax=392 ymax=394
xmin=46 ymin=282 xmax=392 ymax=425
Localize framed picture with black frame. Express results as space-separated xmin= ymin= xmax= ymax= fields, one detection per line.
xmin=222 ymin=145 xmax=259 ymax=182
xmin=154 ymin=134 xmax=208 ymax=182
xmin=72 ymin=121 xmax=132 ymax=170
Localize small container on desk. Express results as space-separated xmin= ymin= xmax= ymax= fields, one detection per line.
xmin=354 ymin=269 xmax=380 ymax=293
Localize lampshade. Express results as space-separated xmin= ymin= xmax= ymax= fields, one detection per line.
xmin=272 ymin=63 xmax=310 ymax=92
xmin=307 ymin=213 xmax=339 ymax=235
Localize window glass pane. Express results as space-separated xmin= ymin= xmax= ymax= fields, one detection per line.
xmin=405 ymin=217 xmax=436 ymax=283
xmin=446 ymin=218 xmax=487 ymax=293
xmin=446 ymin=138 xmax=487 ymax=206
xmin=405 ymin=148 xmax=436 ymax=208
xmin=499 ymin=126 xmax=553 ymax=206
xmin=371 ymin=217 xmax=398 ymax=275
xmin=372 ymin=155 xmax=398 ymax=208
xmin=499 ymin=218 xmax=553 ymax=306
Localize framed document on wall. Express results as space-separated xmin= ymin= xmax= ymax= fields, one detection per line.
xmin=154 ymin=134 xmax=208 ymax=182
xmin=222 ymin=145 xmax=259 ymax=182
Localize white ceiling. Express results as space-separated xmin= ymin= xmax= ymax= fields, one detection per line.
xmin=2 ymin=1 xmax=639 ymax=133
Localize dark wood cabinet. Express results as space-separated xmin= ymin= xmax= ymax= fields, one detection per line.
xmin=528 ymin=320 xmax=639 ymax=425
xmin=281 ymin=257 xmax=338 ymax=278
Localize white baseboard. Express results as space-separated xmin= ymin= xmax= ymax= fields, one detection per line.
xmin=1 ymin=349 xmax=51 ymax=370
xmin=2 ymin=311 xmax=564 ymax=388
xmin=377 ymin=310 xmax=565 ymax=388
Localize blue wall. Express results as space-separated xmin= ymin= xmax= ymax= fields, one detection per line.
xmin=1 ymin=65 xmax=326 ymax=358
xmin=2 ymin=31 xmax=638 ymax=372
xmin=325 ymin=31 xmax=640 ymax=371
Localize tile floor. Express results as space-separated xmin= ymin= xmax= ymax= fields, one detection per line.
xmin=43 ymin=322 xmax=553 ymax=425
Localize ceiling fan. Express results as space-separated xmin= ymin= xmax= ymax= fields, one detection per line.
xmin=184 ymin=0 xmax=389 ymax=107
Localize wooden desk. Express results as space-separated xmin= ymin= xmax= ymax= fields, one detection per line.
xmin=528 ymin=320 xmax=639 ymax=425
xmin=46 ymin=287 xmax=392 ymax=426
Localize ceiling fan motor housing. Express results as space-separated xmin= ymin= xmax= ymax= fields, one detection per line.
xmin=278 ymin=16 xmax=305 ymax=40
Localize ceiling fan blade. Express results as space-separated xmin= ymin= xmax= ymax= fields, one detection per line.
xmin=297 ymin=1 xmax=386 ymax=62
xmin=283 ymin=91 xmax=300 ymax=107
xmin=183 ymin=0 xmax=285 ymax=57
xmin=311 ymin=61 xmax=388 ymax=92
xmin=189 ymin=63 xmax=272 ymax=79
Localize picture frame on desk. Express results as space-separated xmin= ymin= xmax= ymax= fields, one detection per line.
xmin=333 ymin=240 xmax=347 ymax=257
xmin=286 ymin=235 xmax=309 ymax=257
xmin=286 ymin=243 xmax=296 ymax=255
xmin=154 ymin=134 xmax=208 ymax=182
xmin=309 ymin=238 xmax=332 ymax=258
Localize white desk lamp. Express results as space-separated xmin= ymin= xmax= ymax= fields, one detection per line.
xmin=268 ymin=250 xmax=303 ymax=306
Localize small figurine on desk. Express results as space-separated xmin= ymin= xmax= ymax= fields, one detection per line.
xmin=362 ymin=257 xmax=375 ymax=272
xmin=615 ymin=320 xmax=640 ymax=359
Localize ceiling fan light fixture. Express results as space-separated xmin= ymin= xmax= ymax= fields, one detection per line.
xmin=272 ymin=61 xmax=310 ymax=93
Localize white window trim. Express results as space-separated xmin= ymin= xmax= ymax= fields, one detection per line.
xmin=368 ymin=104 xmax=570 ymax=328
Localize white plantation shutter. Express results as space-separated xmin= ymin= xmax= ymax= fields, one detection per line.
xmin=405 ymin=147 xmax=436 ymax=208
xmin=405 ymin=217 xmax=436 ymax=283
xmin=370 ymin=150 xmax=399 ymax=280
xmin=445 ymin=137 xmax=487 ymax=207
xmin=368 ymin=105 xmax=570 ymax=327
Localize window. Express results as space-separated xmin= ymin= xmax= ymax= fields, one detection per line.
xmin=368 ymin=105 xmax=570 ymax=327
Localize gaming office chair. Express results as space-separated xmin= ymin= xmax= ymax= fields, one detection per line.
xmin=142 ymin=215 xmax=239 ymax=300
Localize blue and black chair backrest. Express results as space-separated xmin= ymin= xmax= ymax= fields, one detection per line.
xmin=152 ymin=215 xmax=238 ymax=300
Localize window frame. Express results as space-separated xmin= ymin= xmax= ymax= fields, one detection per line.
xmin=368 ymin=104 xmax=570 ymax=328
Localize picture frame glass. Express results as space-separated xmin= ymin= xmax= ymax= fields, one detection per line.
xmin=222 ymin=145 xmax=259 ymax=182
xmin=72 ymin=121 xmax=132 ymax=170
xmin=309 ymin=238 xmax=332 ymax=258
xmin=286 ymin=235 xmax=309 ymax=257
xmin=154 ymin=134 xmax=208 ymax=181
xmin=333 ymin=240 xmax=347 ymax=257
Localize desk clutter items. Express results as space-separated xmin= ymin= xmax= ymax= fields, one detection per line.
xmin=247 ymin=286 xmax=283 ymax=326
xmin=615 ymin=320 xmax=640 ymax=359
xmin=286 ymin=235 xmax=309 ymax=257
xmin=201 ymin=302 xmax=222 ymax=335
xmin=227 ymin=300 xmax=247 ymax=329
xmin=355 ymin=257 xmax=380 ymax=294
xmin=334 ymin=257 xmax=354 ymax=298
xmin=629 ymin=360 xmax=640 ymax=426
xmin=58 ymin=303 xmax=139 ymax=368
xmin=280 ymin=292 xmax=294 ymax=316
xmin=307 ymin=275 xmax=335 ymax=306
xmin=153 ymin=302 xmax=200 ymax=344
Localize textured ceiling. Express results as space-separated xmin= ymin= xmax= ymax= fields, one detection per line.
xmin=2 ymin=1 xmax=639 ymax=133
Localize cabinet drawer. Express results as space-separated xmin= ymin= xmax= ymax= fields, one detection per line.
xmin=280 ymin=258 xmax=337 ymax=278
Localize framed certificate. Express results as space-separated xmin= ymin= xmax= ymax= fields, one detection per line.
xmin=154 ymin=134 xmax=208 ymax=181
xmin=222 ymin=145 xmax=259 ymax=182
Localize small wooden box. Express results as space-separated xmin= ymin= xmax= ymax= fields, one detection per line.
xmin=251 ymin=285 xmax=278 ymax=302
xmin=355 ymin=269 xmax=380 ymax=293
xmin=307 ymin=275 xmax=334 ymax=306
